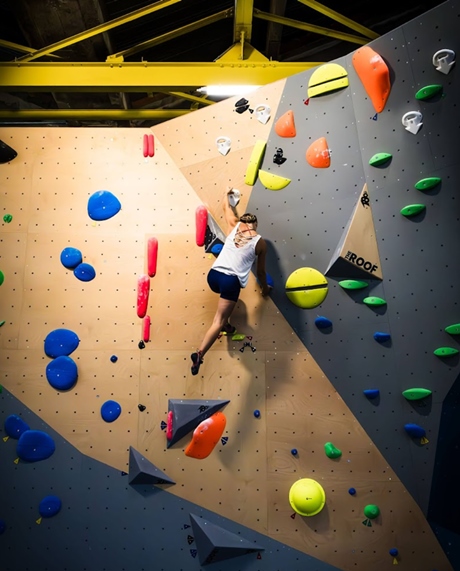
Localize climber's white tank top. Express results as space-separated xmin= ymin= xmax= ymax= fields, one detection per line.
xmin=212 ymin=222 xmax=261 ymax=288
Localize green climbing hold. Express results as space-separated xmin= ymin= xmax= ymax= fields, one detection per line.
xmin=0 ymin=271 xmax=4 ymax=286
xmin=445 ymin=323 xmax=460 ymax=335
xmin=0 ymin=320 xmax=5 ymax=327
xmin=231 ymin=333 xmax=246 ymax=341
xmin=3 ymin=214 xmax=12 ymax=223
xmin=402 ymin=388 xmax=432 ymax=401
xmin=415 ymin=84 xmax=443 ymax=100
xmin=324 ymin=442 xmax=342 ymax=459
xmin=369 ymin=152 xmax=392 ymax=167
xmin=400 ymin=204 xmax=426 ymax=217
xmin=415 ymin=177 xmax=441 ymax=191
xmin=0 ymin=385 xmax=2 ymax=393
xmin=363 ymin=296 xmax=386 ymax=306
xmin=363 ymin=504 xmax=380 ymax=519
xmin=339 ymin=280 xmax=367 ymax=290
xmin=434 ymin=347 xmax=459 ymax=357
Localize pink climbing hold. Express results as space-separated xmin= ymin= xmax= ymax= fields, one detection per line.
xmin=147 ymin=134 xmax=154 ymax=157
xmin=143 ymin=134 xmax=149 ymax=158
xmin=147 ymin=237 xmax=158 ymax=278
xmin=137 ymin=274 xmax=150 ymax=318
xmin=195 ymin=205 xmax=208 ymax=247
xmin=166 ymin=411 xmax=173 ymax=440
xmin=142 ymin=315 xmax=151 ymax=342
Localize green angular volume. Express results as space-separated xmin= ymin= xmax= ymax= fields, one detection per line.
xmin=400 ymin=204 xmax=426 ymax=217
xmin=415 ymin=177 xmax=441 ymax=191
xmin=445 ymin=323 xmax=460 ymax=335
xmin=415 ymin=84 xmax=443 ymax=100
xmin=363 ymin=296 xmax=386 ymax=306
xmin=339 ymin=279 xmax=368 ymax=290
xmin=402 ymin=388 xmax=432 ymax=401
xmin=434 ymin=347 xmax=459 ymax=357
xmin=369 ymin=152 xmax=392 ymax=167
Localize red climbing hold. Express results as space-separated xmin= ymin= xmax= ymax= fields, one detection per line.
xmin=143 ymin=134 xmax=149 ymax=158
xmin=195 ymin=205 xmax=208 ymax=247
xmin=166 ymin=411 xmax=173 ymax=440
xmin=147 ymin=237 xmax=158 ymax=278
xmin=137 ymin=274 xmax=150 ymax=318
xmin=142 ymin=315 xmax=151 ymax=342
xmin=147 ymin=134 xmax=154 ymax=157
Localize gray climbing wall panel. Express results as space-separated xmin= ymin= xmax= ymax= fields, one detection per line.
xmin=0 ymin=388 xmax=342 ymax=571
xmin=247 ymin=0 xmax=459 ymax=516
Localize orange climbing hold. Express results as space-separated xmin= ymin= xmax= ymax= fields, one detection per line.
xmin=275 ymin=110 xmax=296 ymax=138
xmin=306 ymin=137 xmax=330 ymax=168
xmin=352 ymin=46 xmax=391 ymax=113
xmin=184 ymin=411 xmax=226 ymax=459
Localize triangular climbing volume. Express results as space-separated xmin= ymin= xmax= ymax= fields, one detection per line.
xmin=128 ymin=446 xmax=175 ymax=485
xmin=325 ymin=184 xmax=383 ymax=280
xmin=189 ymin=514 xmax=264 ymax=566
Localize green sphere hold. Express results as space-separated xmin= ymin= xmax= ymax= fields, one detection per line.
xmin=3 ymin=214 xmax=12 ymax=223
xmin=364 ymin=504 xmax=380 ymax=519
xmin=324 ymin=442 xmax=342 ymax=459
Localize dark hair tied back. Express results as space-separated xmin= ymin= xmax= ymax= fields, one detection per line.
xmin=240 ymin=213 xmax=257 ymax=224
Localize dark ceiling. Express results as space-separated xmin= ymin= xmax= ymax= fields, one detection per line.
xmin=0 ymin=0 xmax=446 ymax=127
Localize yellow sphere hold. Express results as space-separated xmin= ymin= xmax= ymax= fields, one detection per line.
xmin=285 ymin=267 xmax=328 ymax=309
xmin=289 ymin=478 xmax=326 ymax=517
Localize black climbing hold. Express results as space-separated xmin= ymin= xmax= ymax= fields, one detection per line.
xmin=235 ymin=98 xmax=248 ymax=107
xmin=138 ymin=340 xmax=145 ymax=349
xmin=235 ymin=104 xmax=249 ymax=114
xmin=138 ymin=404 xmax=146 ymax=412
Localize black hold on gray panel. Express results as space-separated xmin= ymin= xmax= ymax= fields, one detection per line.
xmin=167 ymin=398 xmax=230 ymax=448
xmin=247 ymin=0 xmax=460 ymax=516
xmin=189 ymin=513 xmax=264 ymax=566
xmin=128 ymin=446 xmax=175 ymax=486
xmin=0 ymin=388 xmax=343 ymax=571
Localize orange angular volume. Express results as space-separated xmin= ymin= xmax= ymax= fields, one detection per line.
xmin=275 ymin=110 xmax=296 ymax=138
xmin=184 ymin=412 xmax=226 ymax=459
xmin=306 ymin=137 xmax=330 ymax=168
xmin=352 ymin=46 xmax=391 ymax=113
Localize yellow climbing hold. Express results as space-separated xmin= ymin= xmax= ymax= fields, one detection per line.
xmin=308 ymin=63 xmax=349 ymax=97
xmin=258 ymin=169 xmax=291 ymax=191
xmin=2 ymin=436 xmax=9 ymax=442
xmin=244 ymin=140 xmax=266 ymax=186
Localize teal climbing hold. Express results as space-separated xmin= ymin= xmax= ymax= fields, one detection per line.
xmin=415 ymin=84 xmax=443 ymax=100
xmin=339 ymin=279 xmax=367 ymax=290
xmin=363 ymin=296 xmax=386 ymax=306
xmin=402 ymin=388 xmax=432 ymax=401
xmin=400 ymin=204 xmax=426 ymax=217
xmin=415 ymin=177 xmax=441 ymax=191
xmin=445 ymin=323 xmax=460 ymax=335
xmin=369 ymin=152 xmax=392 ymax=167
xmin=434 ymin=347 xmax=459 ymax=357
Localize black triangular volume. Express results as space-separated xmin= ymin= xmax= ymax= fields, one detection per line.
xmin=0 ymin=140 xmax=18 ymax=164
xmin=128 ymin=446 xmax=175 ymax=485
xmin=325 ymin=257 xmax=378 ymax=280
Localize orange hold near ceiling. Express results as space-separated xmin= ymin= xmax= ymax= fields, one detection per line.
xmin=352 ymin=45 xmax=391 ymax=113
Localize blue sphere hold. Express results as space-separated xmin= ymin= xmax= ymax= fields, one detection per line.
xmin=253 ymin=409 xmax=261 ymax=418
xmin=60 ymin=247 xmax=83 ymax=269
xmin=44 ymin=328 xmax=80 ymax=358
xmin=389 ymin=548 xmax=398 ymax=557
xmin=87 ymin=190 xmax=121 ymax=221
xmin=101 ymin=400 xmax=122 ymax=423
xmin=46 ymin=356 xmax=78 ymax=391
xmin=4 ymin=414 xmax=30 ymax=439
xmin=17 ymin=430 xmax=55 ymax=462
xmin=74 ymin=262 xmax=96 ymax=282
xmin=39 ymin=495 xmax=62 ymax=518
xmin=110 ymin=355 xmax=118 ymax=363
xmin=291 ymin=448 xmax=298 ymax=456
xmin=348 ymin=487 xmax=357 ymax=495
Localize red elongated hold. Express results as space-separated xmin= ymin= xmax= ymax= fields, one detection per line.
xmin=147 ymin=237 xmax=158 ymax=277
xmin=195 ymin=205 xmax=208 ymax=247
xmin=143 ymin=315 xmax=151 ymax=342
xmin=147 ymin=134 xmax=154 ymax=157
xmin=137 ymin=274 xmax=150 ymax=318
xmin=166 ymin=411 xmax=173 ymax=440
xmin=143 ymin=134 xmax=149 ymax=157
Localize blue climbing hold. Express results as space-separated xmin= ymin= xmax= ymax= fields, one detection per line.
xmin=348 ymin=487 xmax=356 ymax=495
xmin=46 ymin=356 xmax=78 ymax=391
xmin=110 ymin=355 xmax=118 ymax=363
xmin=17 ymin=430 xmax=55 ymax=462
xmin=257 ymin=272 xmax=274 ymax=288
xmin=87 ymin=190 xmax=121 ymax=221
xmin=210 ymin=243 xmax=223 ymax=255
xmin=389 ymin=548 xmax=399 ymax=557
xmin=363 ymin=389 xmax=380 ymax=399
xmin=253 ymin=409 xmax=261 ymax=418
xmin=60 ymin=247 xmax=83 ymax=269
xmin=404 ymin=423 xmax=426 ymax=439
xmin=315 ymin=316 xmax=332 ymax=329
xmin=4 ymin=414 xmax=30 ymax=439
xmin=101 ymin=400 xmax=122 ymax=422
xmin=39 ymin=495 xmax=62 ymax=518
xmin=374 ymin=332 xmax=391 ymax=343
xmin=291 ymin=448 xmax=298 ymax=456
xmin=0 ymin=519 xmax=5 ymax=534
xmin=44 ymin=328 xmax=80 ymax=358
xmin=74 ymin=262 xmax=96 ymax=282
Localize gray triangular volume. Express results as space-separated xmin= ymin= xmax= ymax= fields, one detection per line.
xmin=204 ymin=214 xmax=226 ymax=255
xmin=189 ymin=514 xmax=264 ymax=566
xmin=167 ymin=399 xmax=229 ymax=448
xmin=128 ymin=447 xmax=175 ymax=485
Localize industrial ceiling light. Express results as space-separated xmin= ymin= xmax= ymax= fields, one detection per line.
xmin=197 ymin=85 xmax=260 ymax=96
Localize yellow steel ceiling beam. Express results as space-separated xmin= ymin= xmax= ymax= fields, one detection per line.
xmin=297 ymin=0 xmax=379 ymax=40
xmin=253 ymin=9 xmax=369 ymax=45
xmin=0 ymin=39 xmax=61 ymax=60
xmin=0 ymin=109 xmax=191 ymax=121
xmin=0 ymin=61 xmax=317 ymax=92
xmin=16 ymin=0 xmax=181 ymax=63
xmin=234 ymin=0 xmax=254 ymax=43
xmin=162 ymin=91 xmax=215 ymax=105
xmin=107 ymin=9 xmax=233 ymax=62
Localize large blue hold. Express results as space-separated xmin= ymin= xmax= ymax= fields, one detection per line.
xmin=404 ymin=423 xmax=426 ymax=438
xmin=60 ymin=247 xmax=83 ymax=269
xmin=87 ymin=190 xmax=121 ymax=221
xmin=315 ymin=316 xmax=332 ymax=329
xmin=374 ymin=332 xmax=391 ymax=343
xmin=44 ymin=328 xmax=80 ymax=358
xmin=4 ymin=414 xmax=30 ymax=439
xmin=74 ymin=262 xmax=96 ymax=282
xmin=46 ymin=356 xmax=78 ymax=390
xmin=39 ymin=495 xmax=62 ymax=518
xmin=101 ymin=400 xmax=122 ymax=423
xmin=17 ymin=430 xmax=55 ymax=462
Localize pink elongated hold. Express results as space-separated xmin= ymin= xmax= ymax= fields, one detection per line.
xmin=147 ymin=237 xmax=158 ymax=277
xmin=137 ymin=274 xmax=150 ymax=318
